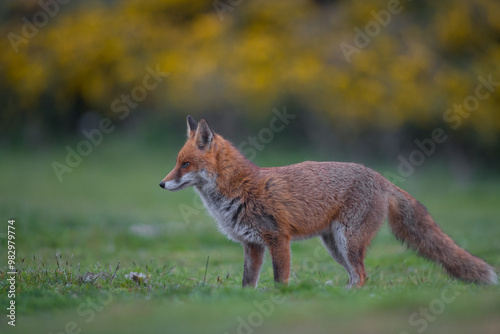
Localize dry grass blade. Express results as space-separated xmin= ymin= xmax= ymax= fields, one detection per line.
xmin=110 ymin=261 xmax=120 ymax=284
xmin=203 ymin=256 xmax=210 ymax=286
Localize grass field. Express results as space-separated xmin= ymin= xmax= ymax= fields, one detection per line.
xmin=1 ymin=133 xmax=499 ymax=334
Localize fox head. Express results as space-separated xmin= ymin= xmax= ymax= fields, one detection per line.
xmin=159 ymin=116 xmax=218 ymax=191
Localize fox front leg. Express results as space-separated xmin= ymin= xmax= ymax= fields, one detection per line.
xmin=242 ymin=242 xmax=265 ymax=287
xmin=267 ymin=237 xmax=291 ymax=286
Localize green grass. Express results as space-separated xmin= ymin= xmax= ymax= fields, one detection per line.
xmin=0 ymin=133 xmax=499 ymax=334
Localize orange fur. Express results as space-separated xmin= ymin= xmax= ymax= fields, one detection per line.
xmin=159 ymin=116 xmax=497 ymax=288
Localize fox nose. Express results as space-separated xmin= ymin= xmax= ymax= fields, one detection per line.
xmin=159 ymin=181 xmax=165 ymax=189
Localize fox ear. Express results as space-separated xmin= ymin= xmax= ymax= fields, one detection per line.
xmin=194 ymin=119 xmax=214 ymax=150
xmin=187 ymin=115 xmax=198 ymax=138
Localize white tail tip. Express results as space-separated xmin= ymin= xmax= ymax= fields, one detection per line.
xmin=487 ymin=269 xmax=498 ymax=285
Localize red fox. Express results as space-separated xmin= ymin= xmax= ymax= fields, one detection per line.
xmin=159 ymin=116 xmax=497 ymax=288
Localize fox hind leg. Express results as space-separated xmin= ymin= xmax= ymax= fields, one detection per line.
xmin=321 ymin=222 xmax=364 ymax=288
xmin=322 ymin=207 xmax=386 ymax=288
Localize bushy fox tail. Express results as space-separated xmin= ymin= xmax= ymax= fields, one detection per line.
xmin=387 ymin=184 xmax=497 ymax=285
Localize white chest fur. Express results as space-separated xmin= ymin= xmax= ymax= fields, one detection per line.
xmin=194 ymin=183 xmax=263 ymax=245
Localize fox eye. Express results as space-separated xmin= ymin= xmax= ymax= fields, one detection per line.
xmin=181 ymin=162 xmax=190 ymax=169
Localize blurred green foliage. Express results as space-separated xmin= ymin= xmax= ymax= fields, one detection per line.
xmin=1 ymin=0 xmax=499 ymax=151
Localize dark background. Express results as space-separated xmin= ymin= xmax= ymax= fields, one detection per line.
xmin=1 ymin=0 xmax=499 ymax=176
